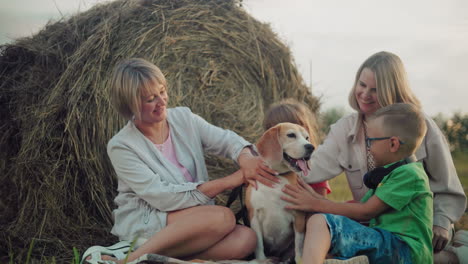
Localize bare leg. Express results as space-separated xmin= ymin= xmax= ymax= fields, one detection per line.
xmin=131 ymin=205 xmax=235 ymax=260
xmin=100 ymin=205 xmax=255 ymax=263
xmin=302 ymin=214 xmax=331 ymax=264
xmin=187 ymin=224 xmax=256 ymax=260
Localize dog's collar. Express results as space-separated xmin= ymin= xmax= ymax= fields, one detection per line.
xmin=278 ymin=170 xmax=292 ymax=176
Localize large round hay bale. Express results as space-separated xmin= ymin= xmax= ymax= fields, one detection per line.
xmin=0 ymin=0 xmax=319 ymax=260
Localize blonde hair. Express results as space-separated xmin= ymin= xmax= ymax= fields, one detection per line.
xmin=348 ymin=51 xmax=421 ymax=112
xmin=370 ymin=103 xmax=427 ymax=156
xmin=109 ymin=58 xmax=167 ymax=120
xmin=263 ymin=98 xmax=320 ymax=146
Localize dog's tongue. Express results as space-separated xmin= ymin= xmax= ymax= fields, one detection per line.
xmin=297 ymin=159 xmax=309 ymax=176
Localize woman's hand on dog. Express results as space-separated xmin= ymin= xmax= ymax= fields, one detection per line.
xmin=281 ymin=178 xmax=325 ymax=212
xmin=238 ymin=152 xmax=279 ymax=189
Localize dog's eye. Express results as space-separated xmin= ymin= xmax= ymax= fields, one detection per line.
xmin=306 ymin=136 xmax=310 ymax=141
xmin=287 ymin=133 xmax=296 ymax=138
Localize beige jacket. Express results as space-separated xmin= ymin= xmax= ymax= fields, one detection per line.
xmin=305 ymin=112 xmax=466 ymax=231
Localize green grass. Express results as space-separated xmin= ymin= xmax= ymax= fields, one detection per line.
xmin=453 ymin=151 xmax=468 ymax=194
xmin=327 ymin=173 xmax=353 ymax=202
xmin=327 ymin=151 xmax=468 ymax=229
xmin=73 ymin=247 xmax=80 ymax=264
xmin=25 ymin=239 xmax=34 ymax=264
xmin=453 ymin=151 xmax=468 ymax=230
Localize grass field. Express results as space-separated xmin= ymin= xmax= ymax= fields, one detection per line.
xmin=327 ymin=151 xmax=468 ymax=230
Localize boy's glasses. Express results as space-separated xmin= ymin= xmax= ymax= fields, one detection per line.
xmin=365 ymin=137 xmax=405 ymax=148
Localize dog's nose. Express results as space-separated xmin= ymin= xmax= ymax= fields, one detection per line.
xmin=304 ymin=144 xmax=315 ymax=154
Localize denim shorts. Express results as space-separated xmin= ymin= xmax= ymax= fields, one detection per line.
xmin=321 ymin=213 xmax=412 ymax=264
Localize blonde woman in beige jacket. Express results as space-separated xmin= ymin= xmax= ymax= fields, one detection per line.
xmin=304 ymin=51 xmax=466 ymax=262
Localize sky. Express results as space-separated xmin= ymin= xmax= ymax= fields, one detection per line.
xmin=1 ymin=0 xmax=468 ymax=116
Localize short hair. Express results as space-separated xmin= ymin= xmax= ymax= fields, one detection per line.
xmin=348 ymin=51 xmax=421 ymax=112
xmin=369 ymin=103 xmax=427 ymax=156
xmin=109 ymin=58 xmax=167 ymax=120
xmin=263 ymin=98 xmax=320 ymax=146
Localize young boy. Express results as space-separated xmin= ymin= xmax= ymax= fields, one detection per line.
xmin=282 ymin=103 xmax=433 ymax=264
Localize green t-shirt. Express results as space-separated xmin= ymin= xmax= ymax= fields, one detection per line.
xmin=361 ymin=162 xmax=433 ymax=264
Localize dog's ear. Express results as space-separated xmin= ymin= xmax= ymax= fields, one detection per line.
xmin=256 ymin=125 xmax=283 ymax=163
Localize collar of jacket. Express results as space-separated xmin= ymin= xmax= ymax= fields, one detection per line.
xmin=347 ymin=113 xmax=364 ymax=144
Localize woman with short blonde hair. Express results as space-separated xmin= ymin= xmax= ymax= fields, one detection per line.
xmin=109 ymin=58 xmax=167 ymax=121
xmin=82 ymin=58 xmax=279 ymax=263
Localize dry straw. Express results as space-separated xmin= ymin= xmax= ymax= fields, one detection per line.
xmin=0 ymin=0 xmax=319 ymax=261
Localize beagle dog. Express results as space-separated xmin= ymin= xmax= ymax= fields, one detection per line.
xmin=246 ymin=122 xmax=314 ymax=263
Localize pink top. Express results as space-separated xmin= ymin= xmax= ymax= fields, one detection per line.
xmin=155 ymin=131 xmax=194 ymax=183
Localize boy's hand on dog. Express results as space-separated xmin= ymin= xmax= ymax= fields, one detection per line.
xmin=297 ymin=177 xmax=322 ymax=195
xmin=432 ymin=225 xmax=449 ymax=252
xmin=281 ymin=179 xmax=325 ymax=212
xmin=239 ymin=155 xmax=279 ymax=189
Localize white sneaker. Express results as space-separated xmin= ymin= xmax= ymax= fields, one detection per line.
xmin=81 ymin=240 xmax=131 ymax=264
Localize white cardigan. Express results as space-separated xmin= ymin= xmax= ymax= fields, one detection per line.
xmin=107 ymin=107 xmax=250 ymax=242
